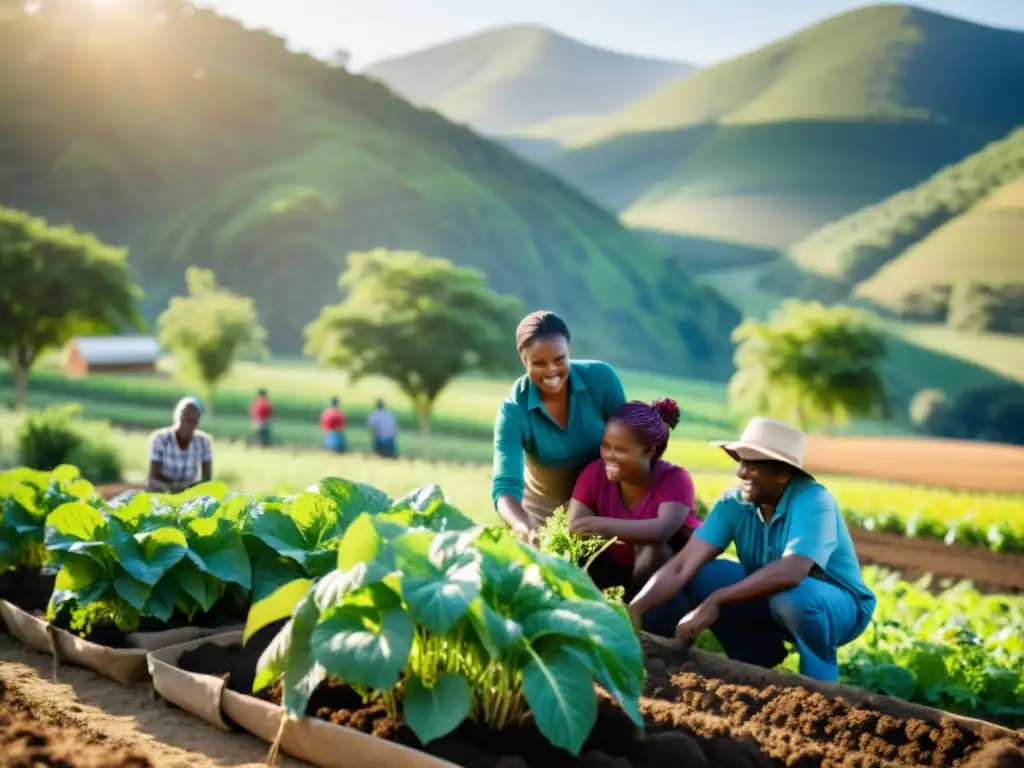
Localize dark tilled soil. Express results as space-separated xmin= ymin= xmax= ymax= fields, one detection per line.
xmin=177 ymin=630 xmax=1024 ymax=768
xmin=0 ymin=680 xmax=153 ymax=767
xmin=0 ymin=568 xmax=56 ymax=614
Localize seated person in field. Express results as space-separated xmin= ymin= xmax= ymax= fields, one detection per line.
xmin=627 ymin=417 xmax=877 ymax=683
xmin=145 ymin=397 xmax=213 ymax=493
xmin=568 ymin=398 xmax=702 ymax=600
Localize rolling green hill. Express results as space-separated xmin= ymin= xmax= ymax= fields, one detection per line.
xmin=854 ymin=176 xmax=1024 ymax=332
xmin=0 ymin=2 xmax=740 ymax=378
xmin=363 ymin=24 xmax=694 ymax=141
xmin=544 ymin=4 xmax=1024 ymax=250
xmin=761 ymin=128 xmax=1024 ymax=317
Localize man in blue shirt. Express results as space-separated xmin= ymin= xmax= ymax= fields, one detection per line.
xmin=627 ymin=417 xmax=876 ymax=682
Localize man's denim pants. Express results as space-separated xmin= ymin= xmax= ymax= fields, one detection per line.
xmin=642 ymin=559 xmax=868 ymax=682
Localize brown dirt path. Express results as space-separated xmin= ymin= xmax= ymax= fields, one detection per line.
xmin=804 ymin=436 xmax=1024 ymax=493
xmin=0 ymin=636 xmax=310 ymax=768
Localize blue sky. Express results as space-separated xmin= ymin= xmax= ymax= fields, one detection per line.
xmin=195 ymin=0 xmax=1024 ymax=69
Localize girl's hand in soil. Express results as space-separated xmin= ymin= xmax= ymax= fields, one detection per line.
xmin=675 ymin=599 xmax=719 ymax=647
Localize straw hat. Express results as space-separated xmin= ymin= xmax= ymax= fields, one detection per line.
xmin=710 ymin=417 xmax=807 ymax=471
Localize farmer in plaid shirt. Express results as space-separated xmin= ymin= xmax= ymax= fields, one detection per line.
xmin=145 ymin=396 xmax=214 ymax=493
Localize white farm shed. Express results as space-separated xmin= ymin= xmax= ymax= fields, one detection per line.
xmin=63 ymin=335 xmax=160 ymax=377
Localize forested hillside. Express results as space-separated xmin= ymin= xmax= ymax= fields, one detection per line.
xmin=761 ymin=127 xmax=1024 ymax=332
xmin=0 ymin=1 xmax=740 ymax=377
xmin=545 ymin=5 xmax=1024 ymax=251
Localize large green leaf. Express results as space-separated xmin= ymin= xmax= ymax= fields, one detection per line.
xmin=254 ymin=595 xmax=326 ymax=716
xmin=250 ymin=510 xmax=310 ymax=565
xmin=45 ymin=501 xmax=107 ymax=553
xmin=522 ymin=643 xmax=599 ymax=756
xmin=318 ymin=477 xmax=391 ymax=524
xmin=465 ymin=597 xmax=522 ymax=659
xmin=311 ymin=604 xmax=414 ymax=690
xmin=402 ymin=550 xmax=481 ymax=635
xmin=244 ymin=577 xmax=314 ymax=643
xmin=185 ymin=517 xmax=252 ymax=589
xmin=115 ymin=526 xmax=189 ymax=586
xmin=403 ymin=673 xmax=471 ymax=744
xmin=112 ymin=566 xmax=154 ymax=610
xmin=173 ymin=558 xmax=224 ymax=612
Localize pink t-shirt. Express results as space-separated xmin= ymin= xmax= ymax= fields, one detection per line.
xmin=571 ymin=459 xmax=701 ymax=564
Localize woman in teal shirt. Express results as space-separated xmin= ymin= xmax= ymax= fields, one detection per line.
xmin=492 ymin=311 xmax=627 ymax=540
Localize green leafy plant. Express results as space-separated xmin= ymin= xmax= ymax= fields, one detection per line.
xmin=0 ymin=464 xmax=98 ymax=573
xmin=245 ymin=513 xmax=644 ymax=756
xmin=44 ymin=483 xmax=253 ymax=633
xmin=535 ymin=505 xmax=618 ymax=568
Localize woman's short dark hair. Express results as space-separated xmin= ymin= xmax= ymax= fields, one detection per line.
xmin=515 ymin=310 xmax=570 ymax=353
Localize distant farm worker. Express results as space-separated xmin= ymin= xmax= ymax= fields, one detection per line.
xmin=320 ymin=396 xmax=348 ymax=453
xmin=568 ymin=398 xmax=702 ymax=601
xmin=145 ymin=396 xmax=214 ymax=493
xmin=368 ymin=399 xmax=399 ymax=458
xmin=492 ymin=310 xmax=627 ymax=544
xmin=250 ymin=388 xmax=273 ymax=447
xmin=627 ymin=417 xmax=877 ymax=682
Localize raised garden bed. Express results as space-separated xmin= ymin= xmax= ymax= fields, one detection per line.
xmin=152 ymin=629 xmax=1024 ymax=768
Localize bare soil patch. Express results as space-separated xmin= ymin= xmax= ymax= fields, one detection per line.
xmin=804 ymin=436 xmax=1024 ymax=493
xmin=176 ymin=628 xmax=1024 ymax=768
xmin=0 ymin=636 xmax=309 ymax=768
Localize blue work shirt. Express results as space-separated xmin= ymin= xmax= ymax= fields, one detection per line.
xmin=695 ymin=475 xmax=877 ymax=623
xmin=491 ymin=360 xmax=626 ymax=506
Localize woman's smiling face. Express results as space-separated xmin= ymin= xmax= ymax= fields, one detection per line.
xmin=522 ymin=335 xmax=570 ymax=396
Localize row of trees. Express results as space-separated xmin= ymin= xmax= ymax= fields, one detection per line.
xmin=2 ymin=204 xmax=896 ymax=439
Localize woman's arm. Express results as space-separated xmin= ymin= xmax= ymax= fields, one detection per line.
xmin=492 ymin=402 xmax=533 ymax=533
xmin=572 ymin=502 xmax=688 ymax=544
xmin=147 ymin=460 xmax=173 ymax=485
xmin=200 ymin=435 xmax=213 ymax=483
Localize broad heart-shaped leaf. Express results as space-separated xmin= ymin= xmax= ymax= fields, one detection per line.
xmin=402 ymin=550 xmax=482 ymax=635
xmin=143 ymin=577 xmax=180 ymax=623
xmin=390 ymin=486 xmax=476 ymax=533
xmin=112 ymin=565 xmax=155 ymax=611
xmin=522 ymin=643 xmax=599 ymax=756
xmin=173 ymin=558 xmax=224 ymax=613
xmin=522 ymin=599 xmax=644 ymax=683
xmin=111 ymin=523 xmax=189 ymax=586
xmin=3 ymin=495 xmax=45 ymax=535
xmin=244 ymin=577 xmax=314 ymax=644
xmin=45 ymin=501 xmax=107 ymax=553
xmin=526 ymin=546 xmax=603 ymax=602
xmin=465 ymin=597 xmax=523 ymax=659
xmin=317 ymin=477 xmax=391 ymax=525
xmin=250 ymin=509 xmax=311 ymax=566
xmin=257 ymin=595 xmax=326 ymax=715
xmin=288 ymin=493 xmax=345 ymax=545
xmin=49 ymin=553 xmax=111 ymax=613
xmin=311 ymin=604 xmax=414 ymax=691
xmin=335 ymin=513 xmax=408 ymax=573
xmin=184 ymin=517 xmax=252 ymax=589
xmin=49 ymin=464 xmax=81 ymax=486
xmin=247 ymin=539 xmax=307 ymax=602
xmin=403 ymin=673 xmax=471 ymax=744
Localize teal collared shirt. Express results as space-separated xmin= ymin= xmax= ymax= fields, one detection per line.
xmin=491 ymin=360 xmax=627 ymax=506
xmin=695 ymin=476 xmax=877 ymax=622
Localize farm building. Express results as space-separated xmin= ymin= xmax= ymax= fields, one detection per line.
xmin=63 ymin=335 xmax=161 ymax=377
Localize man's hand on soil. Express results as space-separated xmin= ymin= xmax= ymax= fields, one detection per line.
xmin=675 ymin=598 xmax=719 ymax=647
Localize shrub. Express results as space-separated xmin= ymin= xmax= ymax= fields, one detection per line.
xmin=16 ymin=404 xmax=123 ymax=483
xmin=909 ymin=388 xmax=951 ymax=433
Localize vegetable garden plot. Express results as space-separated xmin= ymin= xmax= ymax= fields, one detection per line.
xmin=152 ymin=629 xmax=1024 ymax=768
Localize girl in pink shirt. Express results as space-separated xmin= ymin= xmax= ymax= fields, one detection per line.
xmin=568 ymin=397 xmax=701 ymax=598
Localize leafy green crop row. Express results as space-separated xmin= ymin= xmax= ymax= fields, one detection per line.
xmin=245 ymin=490 xmax=642 ymax=756
xmin=695 ymin=474 xmax=1024 ymax=554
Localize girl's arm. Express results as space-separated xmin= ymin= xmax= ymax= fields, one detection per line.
xmin=573 ymin=502 xmax=689 ymax=545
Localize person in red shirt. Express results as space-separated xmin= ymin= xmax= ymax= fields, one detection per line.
xmin=250 ymin=389 xmax=273 ymax=447
xmin=568 ymin=397 xmax=701 ymax=600
xmin=320 ymin=396 xmax=347 ymax=453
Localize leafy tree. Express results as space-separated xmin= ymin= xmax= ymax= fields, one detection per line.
xmin=909 ymin=388 xmax=951 ymax=433
xmin=157 ymin=267 xmax=267 ymax=411
xmin=0 ymin=206 xmax=143 ymax=409
xmin=728 ymin=300 xmax=889 ymax=432
xmin=305 ymin=249 xmax=524 ymax=446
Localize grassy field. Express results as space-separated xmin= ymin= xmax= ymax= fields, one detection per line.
xmin=0 ymin=357 xmax=739 ymax=471
xmin=2 ymin=410 xmax=1020 ymax=536
xmin=545 ymin=6 xmax=1024 ymax=250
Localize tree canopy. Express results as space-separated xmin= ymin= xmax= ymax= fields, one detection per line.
xmin=305 ymin=249 xmax=524 ymax=441
xmin=0 ymin=205 xmax=143 ymax=408
xmin=157 ymin=266 xmax=267 ymax=408
xmin=727 ymin=300 xmax=889 ymax=432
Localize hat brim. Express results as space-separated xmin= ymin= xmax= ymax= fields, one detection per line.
xmin=709 ymin=440 xmax=808 ymax=473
